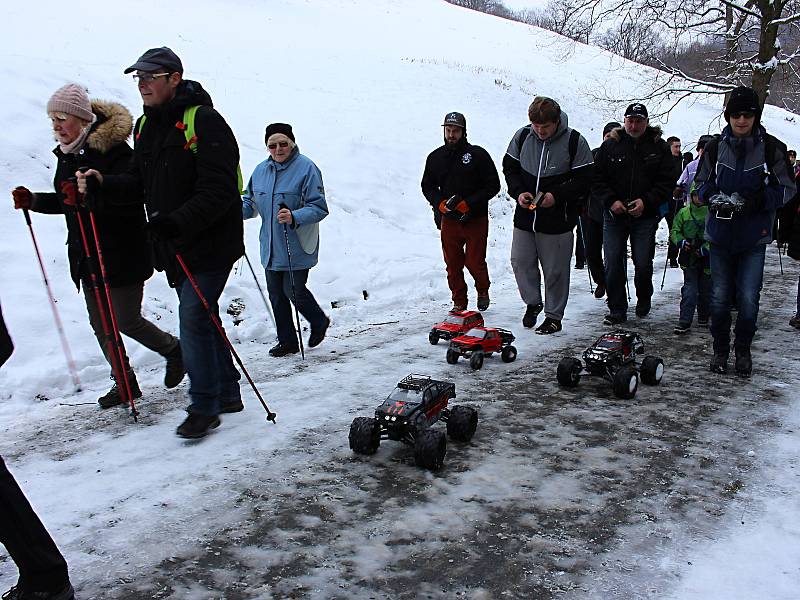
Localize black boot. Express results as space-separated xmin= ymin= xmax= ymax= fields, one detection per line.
xmin=734 ymin=346 xmax=752 ymax=378
xmin=2 ymin=583 xmax=75 ymax=600
xmin=98 ymin=371 xmax=142 ymax=409
xmin=269 ymin=342 xmax=299 ymax=357
xmin=709 ymin=351 xmax=728 ymax=374
xmin=308 ymin=315 xmax=330 ymax=348
xmin=163 ymin=343 xmax=186 ymax=389
xmin=176 ymin=413 xmax=221 ymax=439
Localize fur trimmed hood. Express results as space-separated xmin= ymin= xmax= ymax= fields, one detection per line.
xmin=86 ymin=100 xmax=133 ymax=154
xmin=608 ymin=124 xmax=663 ymax=144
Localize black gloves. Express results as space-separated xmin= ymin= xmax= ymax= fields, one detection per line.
xmin=146 ymin=214 xmax=181 ymax=240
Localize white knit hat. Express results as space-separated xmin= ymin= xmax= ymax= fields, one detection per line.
xmin=46 ymin=83 xmax=94 ymax=122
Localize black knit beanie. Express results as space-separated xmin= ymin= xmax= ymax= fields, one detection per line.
xmin=724 ymin=87 xmax=761 ymax=122
xmin=264 ymin=123 xmax=295 ymax=145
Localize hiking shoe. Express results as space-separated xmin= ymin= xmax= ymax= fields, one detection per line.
xmin=98 ymin=372 xmax=142 ymax=409
xmin=734 ymin=346 xmax=752 ymax=378
xmin=308 ymin=316 xmax=330 ymax=348
xmin=535 ymin=317 xmax=562 ymax=335
xmin=790 ymin=314 xmax=800 ymax=329
xmin=2 ymin=583 xmax=75 ymax=600
xmin=176 ymin=413 xmax=221 ymax=439
xmin=709 ymin=351 xmax=728 ymax=374
xmin=697 ymin=316 xmax=709 ymax=327
xmin=477 ymin=294 xmax=490 ymax=311
xmin=673 ymin=322 xmax=691 ymax=335
xmin=220 ymin=399 xmax=244 ymax=414
xmin=163 ymin=343 xmax=185 ymax=389
xmin=594 ymin=283 xmax=606 ymax=299
xmin=635 ymin=301 xmax=651 ymax=317
xmin=522 ymin=303 xmax=543 ymax=328
xmin=603 ymin=313 xmax=627 ymax=326
xmin=269 ymin=342 xmax=300 ymax=357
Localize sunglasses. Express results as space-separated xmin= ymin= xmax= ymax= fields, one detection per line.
xmin=730 ymin=111 xmax=755 ymax=120
xmin=268 ymin=141 xmax=290 ymax=149
xmin=132 ymin=72 xmax=171 ymax=83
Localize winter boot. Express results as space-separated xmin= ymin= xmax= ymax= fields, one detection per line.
xmin=673 ymin=322 xmax=691 ymax=335
xmin=163 ymin=343 xmax=186 ymax=389
xmin=635 ymin=300 xmax=651 ymax=318
xmin=220 ymin=399 xmax=244 ymax=414
xmin=98 ymin=371 xmax=142 ymax=409
xmin=176 ymin=413 xmax=220 ymax=439
xmin=709 ymin=351 xmax=728 ymax=374
xmin=522 ymin=303 xmax=543 ymax=328
xmin=477 ymin=294 xmax=490 ymax=311
xmin=790 ymin=313 xmax=800 ymax=329
xmin=269 ymin=342 xmax=299 ymax=357
xmin=603 ymin=313 xmax=627 ymax=326
xmin=2 ymin=583 xmax=75 ymax=600
xmin=734 ymin=346 xmax=752 ymax=378
xmin=308 ymin=315 xmax=330 ymax=348
xmin=594 ymin=283 xmax=606 ymax=299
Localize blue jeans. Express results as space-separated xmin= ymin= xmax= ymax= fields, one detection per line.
xmin=679 ymin=265 xmax=711 ymax=324
xmin=709 ymin=243 xmax=766 ymax=353
xmin=266 ymin=269 xmax=327 ymax=347
xmin=176 ymin=268 xmax=240 ymax=416
xmin=603 ymin=214 xmax=659 ymax=316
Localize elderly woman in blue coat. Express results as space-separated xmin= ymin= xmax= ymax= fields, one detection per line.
xmin=243 ymin=123 xmax=330 ymax=357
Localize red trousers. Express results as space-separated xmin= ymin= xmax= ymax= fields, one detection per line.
xmin=440 ymin=214 xmax=490 ymax=305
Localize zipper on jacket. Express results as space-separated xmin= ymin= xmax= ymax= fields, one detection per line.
xmin=532 ymin=140 xmax=548 ymax=232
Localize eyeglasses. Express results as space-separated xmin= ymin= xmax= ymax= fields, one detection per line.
xmin=132 ymin=72 xmax=171 ymax=83
xmin=730 ymin=111 xmax=755 ymax=120
xmin=268 ymin=141 xmax=290 ymax=149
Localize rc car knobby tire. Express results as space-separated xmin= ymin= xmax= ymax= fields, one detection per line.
xmin=613 ymin=365 xmax=638 ymax=399
xmin=414 ymin=429 xmax=447 ymax=470
xmin=501 ymin=345 xmax=518 ymax=363
xmin=469 ymin=351 xmax=484 ymax=370
xmin=557 ymin=357 xmax=582 ymax=387
xmin=446 ymin=349 xmax=459 ymax=364
xmin=447 ymin=405 xmax=478 ymax=442
xmin=640 ymin=356 xmax=664 ymax=385
xmin=429 ymin=331 xmax=440 ymax=345
xmin=349 ymin=417 xmax=381 ymax=455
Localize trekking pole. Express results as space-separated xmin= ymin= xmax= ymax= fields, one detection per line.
xmin=660 ymin=251 xmax=669 ymax=290
xmin=72 ymin=207 xmax=132 ymax=415
xmin=174 ymin=253 xmax=276 ymax=423
xmin=76 ymin=173 xmax=138 ymax=419
xmin=20 ymin=208 xmax=82 ymax=392
xmin=278 ymin=202 xmax=305 ymax=360
xmin=577 ymin=217 xmax=594 ymax=294
xmin=243 ymin=251 xmax=276 ymax=330
xmin=778 ymin=243 xmax=784 ymax=276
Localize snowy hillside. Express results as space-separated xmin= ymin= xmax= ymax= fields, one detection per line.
xmin=1 ymin=1 xmax=799 ymax=598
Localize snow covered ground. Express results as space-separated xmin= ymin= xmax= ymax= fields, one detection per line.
xmin=1 ymin=0 xmax=799 ymax=598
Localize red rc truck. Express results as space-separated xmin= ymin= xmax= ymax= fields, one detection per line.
xmin=429 ymin=310 xmax=484 ymax=345
xmin=446 ymin=327 xmax=517 ymax=370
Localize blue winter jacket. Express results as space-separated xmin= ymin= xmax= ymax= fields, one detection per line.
xmin=242 ymin=147 xmax=329 ymax=271
xmin=695 ymin=125 xmax=795 ymax=253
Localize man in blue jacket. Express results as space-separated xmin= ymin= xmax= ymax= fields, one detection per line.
xmin=695 ymin=86 xmax=796 ymax=377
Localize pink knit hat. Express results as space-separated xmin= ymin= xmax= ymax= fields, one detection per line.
xmin=46 ymin=84 xmax=94 ymax=122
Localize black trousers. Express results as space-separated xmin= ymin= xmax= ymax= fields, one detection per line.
xmin=0 ymin=455 xmax=69 ymax=593
xmin=581 ymin=216 xmax=606 ymax=287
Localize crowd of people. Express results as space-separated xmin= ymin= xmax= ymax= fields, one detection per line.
xmin=424 ymin=89 xmax=798 ymax=379
xmin=2 ymin=45 xmax=800 ymax=600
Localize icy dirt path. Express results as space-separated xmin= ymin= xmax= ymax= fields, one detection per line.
xmin=3 ymin=243 xmax=796 ymax=599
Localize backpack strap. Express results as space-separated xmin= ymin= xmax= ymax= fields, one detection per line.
xmin=516 ymin=126 xmax=580 ymax=168
xmin=176 ymin=105 xmax=200 ymax=152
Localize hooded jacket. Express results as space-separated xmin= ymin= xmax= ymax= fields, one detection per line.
xmin=103 ymin=80 xmax=244 ymax=285
xmin=503 ymin=112 xmax=594 ymax=234
xmin=242 ymin=147 xmax=329 ymax=271
xmin=31 ymin=100 xmax=152 ymax=289
xmin=421 ymin=136 xmax=500 ymax=227
xmin=592 ymin=125 xmax=675 ymax=220
xmin=695 ymin=124 xmax=796 ymax=253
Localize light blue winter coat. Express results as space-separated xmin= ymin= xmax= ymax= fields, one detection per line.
xmin=242 ymin=147 xmax=329 ymax=271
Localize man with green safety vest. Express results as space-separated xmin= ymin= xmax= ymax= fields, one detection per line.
xmin=77 ymin=46 xmax=244 ymax=439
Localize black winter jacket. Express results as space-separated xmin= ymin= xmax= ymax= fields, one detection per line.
xmin=31 ymin=101 xmax=152 ymax=289
xmin=104 ymin=80 xmax=244 ymax=285
xmin=592 ymin=126 xmax=675 ymax=220
xmin=421 ymin=138 xmax=500 ymax=227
